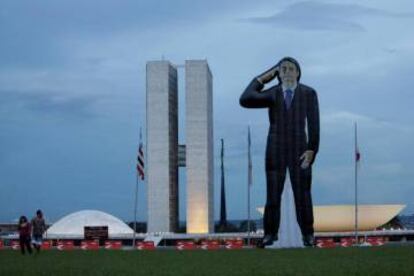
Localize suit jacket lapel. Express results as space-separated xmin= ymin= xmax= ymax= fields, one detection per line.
xmin=276 ymin=86 xmax=285 ymax=110
xmin=290 ymin=84 xmax=300 ymax=109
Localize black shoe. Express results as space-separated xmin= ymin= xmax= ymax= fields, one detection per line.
xmin=303 ymin=234 xmax=315 ymax=247
xmin=257 ymin=234 xmax=277 ymax=249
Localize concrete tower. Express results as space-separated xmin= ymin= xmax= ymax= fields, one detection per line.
xmin=185 ymin=60 xmax=214 ymax=233
xmin=146 ymin=61 xmax=179 ymax=233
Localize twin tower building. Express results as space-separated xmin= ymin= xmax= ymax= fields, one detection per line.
xmin=146 ymin=60 xmax=214 ymax=234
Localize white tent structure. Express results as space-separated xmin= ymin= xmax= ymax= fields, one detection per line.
xmin=45 ymin=210 xmax=134 ymax=239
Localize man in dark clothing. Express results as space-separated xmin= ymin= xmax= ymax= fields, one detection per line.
xmin=240 ymin=57 xmax=320 ymax=247
xmin=31 ymin=209 xmax=46 ymax=253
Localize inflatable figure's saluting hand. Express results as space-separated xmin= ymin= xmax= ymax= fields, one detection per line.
xmin=256 ymin=64 xmax=279 ymax=85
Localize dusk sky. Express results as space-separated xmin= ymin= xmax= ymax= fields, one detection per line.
xmin=1 ymin=0 xmax=414 ymax=223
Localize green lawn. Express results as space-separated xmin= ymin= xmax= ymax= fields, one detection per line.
xmin=1 ymin=245 xmax=413 ymax=275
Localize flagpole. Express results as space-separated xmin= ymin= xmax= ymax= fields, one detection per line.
xmin=247 ymin=126 xmax=252 ymax=246
xmin=133 ymin=127 xmax=143 ymax=249
xmin=220 ymin=139 xmax=227 ymax=228
xmin=133 ymin=170 xmax=139 ymax=249
xmin=354 ymin=122 xmax=358 ymax=245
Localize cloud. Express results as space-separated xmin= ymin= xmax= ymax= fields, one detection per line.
xmin=0 ymin=0 xmax=258 ymax=69
xmin=322 ymin=110 xmax=374 ymax=124
xmin=322 ymin=110 xmax=414 ymax=134
xmin=0 ymin=90 xmax=99 ymax=119
xmin=241 ymin=1 xmax=414 ymax=32
xmin=367 ymin=163 xmax=405 ymax=175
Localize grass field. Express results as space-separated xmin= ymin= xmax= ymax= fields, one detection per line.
xmin=1 ymin=245 xmax=414 ymax=275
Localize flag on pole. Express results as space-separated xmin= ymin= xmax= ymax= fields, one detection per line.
xmin=137 ymin=129 xmax=145 ymax=181
xmin=248 ymin=126 xmax=252 ymax=186
xmin=355 ymin=123 xmax=361 ymax=163
xmin=355 ymin=146 xmax=361 ymax=162
xmin=354 ymin=122 xmax=360 ymax=244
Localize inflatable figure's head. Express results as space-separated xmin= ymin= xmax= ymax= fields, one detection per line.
xmin=277 ymin=57 xmax=301 ymax=87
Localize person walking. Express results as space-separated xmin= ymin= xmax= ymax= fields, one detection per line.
xmin=31 ymin=209 xmax=47 ymax=253
xmin=18 ymin=216 xmax=32 ymax=255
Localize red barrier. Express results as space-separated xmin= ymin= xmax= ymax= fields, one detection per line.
xmin=11 ymin=240 xmax=20 ymax=250
xmin=365 ymin=237 xmax=385 ymax=246
xmin=176 ymin=241 xmax=195 ymax=250
xmin=225 ymin=239 xmax=243 ymax=249
xmin=316 ymin=238 xmax=336 ymax=248
xmin=200 ymin=240 xmax=220 ymax=250
xmin=340 ymin=237 xmax=357 ymax=247
xmin=0 ymin=240 xmax=3 ymax=249
xmin=41 ymin=240 xmax=52 ymax=250
xmin=57 ymin=240 xmax=74 ymax=251
xmin=136 ymin=241 xmax=155 ymax=250
xmin=81 ymin=240 xmax=99 ymax=250
xmin=104 ymin=241 xmax=122 ymax=250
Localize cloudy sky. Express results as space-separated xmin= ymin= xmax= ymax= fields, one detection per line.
xmin=1 ymin=0 xmax=414 ymax=223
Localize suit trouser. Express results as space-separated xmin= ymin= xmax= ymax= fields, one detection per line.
xmin=263 ymin=152 xmax=314 ymax=238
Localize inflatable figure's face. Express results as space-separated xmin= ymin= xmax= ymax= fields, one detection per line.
xmin=279 ymin=60 xmax=299 ymax=88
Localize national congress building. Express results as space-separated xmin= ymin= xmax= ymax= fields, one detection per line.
xmin=146 ymin=60 xmax=214 ymax=234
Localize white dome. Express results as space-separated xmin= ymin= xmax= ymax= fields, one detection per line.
xmin=45 ymin=210 xmax=134 ymax=239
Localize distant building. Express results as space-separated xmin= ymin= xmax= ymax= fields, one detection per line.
xmin=146 ymin=61 xmax=179 ymax=233
xmin=185 ymin=60 xmax=214 ymax=234
xmin=146 ymin=60 xmax=214 ymax=234
xmin=0 ymin=223 xmax=18 ymax=235
xmin=45 ymin=210 xmax=134 ymax=239
xmin=257 ymin=204 xmax=406 ymax=232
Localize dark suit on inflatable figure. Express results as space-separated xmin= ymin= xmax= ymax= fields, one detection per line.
xmin=240 ymin=57 xmax=320 ymax=248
